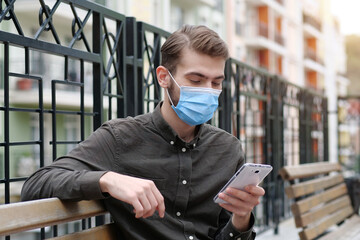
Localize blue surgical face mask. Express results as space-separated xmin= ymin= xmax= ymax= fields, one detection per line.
xmin=166 ymin=71 xmax=222 ymax=126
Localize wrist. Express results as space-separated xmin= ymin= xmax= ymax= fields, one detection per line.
xmin=231 ymin=212 xmax=251 ymax=232
xmin=99 ymin=171 xmax=113 ymax=193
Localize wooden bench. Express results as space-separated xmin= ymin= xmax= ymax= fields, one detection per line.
xmin=0 ymin=198 xmax=117 ymax=239
xmin=279 ymin=162 xmax=360 ymax=240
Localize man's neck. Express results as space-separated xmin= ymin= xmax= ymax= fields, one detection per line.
xmin=160 ymin=100 xmax=196 ymax=143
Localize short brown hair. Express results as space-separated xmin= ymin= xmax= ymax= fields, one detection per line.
xmin=161 ymin=25 xmax=229 ymax=74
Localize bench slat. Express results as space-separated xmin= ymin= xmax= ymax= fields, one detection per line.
xmin=279 ymin=162 xmax=341 ymax=180
xmin=49 ymin=223 xmax=117 ymax=240
xmin=294 ymin=195 xmax=352 ymax=227
xmin=318 ymin=215 xmax=360 ymax=240
xmin=0 ymin=198 xmax=107 ymax=236
xmin=291 ymin=183 xmax=348 ymax=216
xmin=285 ymin=175 xmax=344 ymax=199
xmin=299 ymin=206 xmax=354 ymax=240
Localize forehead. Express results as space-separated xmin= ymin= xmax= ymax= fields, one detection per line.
xmin=176 ymin=48 xmax=226 ymax=78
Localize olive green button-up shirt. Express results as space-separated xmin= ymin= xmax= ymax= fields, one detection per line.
xmin=22 ymin=102 xmax=255 ymax=240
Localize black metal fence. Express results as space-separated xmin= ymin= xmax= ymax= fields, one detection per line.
xmin=218 ymin=59 xmax=328 ymax=232
xmin=0 ymin=0 xmax=329 ymax=238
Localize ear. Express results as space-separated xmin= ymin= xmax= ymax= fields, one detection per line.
xmin=156 ymin=66 xmax=170 ymax=88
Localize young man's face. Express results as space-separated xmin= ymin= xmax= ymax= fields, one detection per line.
xmin=168 ymin=47 xmax=226 ymax=106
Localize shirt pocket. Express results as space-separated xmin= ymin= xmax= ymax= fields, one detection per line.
xmin=121 ymin=171 xmax=167 ymax=190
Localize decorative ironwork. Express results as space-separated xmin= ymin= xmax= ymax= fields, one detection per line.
xmin=69 ymin=3 xmax=92 ymax=51
xmin=137 ymin=22 xmax=170 ymax=114
xmin=38 ymin=4 xmax=52 ymax=31
xmin=36 ymin=1 xmax=61 ymax=44
xmin=102 ymin=19 xmax=125 ymax=120
xmin=222 ymin=59 xmax=274 ymax=233
xmin=221 ymin=59 xmax=329 ymax=233
xmin=1 ymin=0 xmax=23 ymax=35
xmin=0 ymin=1 xmax=128 ymax=238
xmin=1 ymin=0 xmax=14 ymax=21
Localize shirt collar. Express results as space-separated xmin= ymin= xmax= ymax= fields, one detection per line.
xmin=152 ymin=101 xmax=203 ymax=148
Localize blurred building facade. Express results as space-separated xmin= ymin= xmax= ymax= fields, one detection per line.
xmin=109 ymin=0 xmax=349 ymax=164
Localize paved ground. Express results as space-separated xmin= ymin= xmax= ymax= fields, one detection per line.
xmin=256 ymin=218 xmax=299 ymax=240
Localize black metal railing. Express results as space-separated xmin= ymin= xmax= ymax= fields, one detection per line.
xmin=0 ymin=0 xmax=129 ymax=238
xmin=219 ymin=59 xmax=328 ymax=233
xmin=0 ymin=0 xmax=329 ymax=238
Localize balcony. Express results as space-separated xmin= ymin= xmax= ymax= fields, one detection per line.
xmin=275 ymin=31 xmax=284 ymax=46
xmin=243 ymin=22 xmax=286 ymax=56
xmin=258 ymin=21 xmax=269 ymax=38
xmin=303 ymin=13 xmax=322 ymax=32
xmin=304 ymin=48 xmax=324 ymax=65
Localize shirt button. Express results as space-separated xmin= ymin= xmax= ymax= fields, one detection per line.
xmin=182 ymin=180 xmax=187 ymax=185
xmin=176 ymin=212 xmax=181 ymax=217
xmin=170 ymin=141 xmax=174 ymax=145
xmin=182 ymin=147 xmax=186 ymax=152
xmin=189 ymin=236 xmax=194 ymax=240
xmin=236 ymin=238 xmax=241 ymax=240
xmin=229 ymin=232 xmax=234 ymax=237
xmin=193 ymin=143 xmax=196 ymax=147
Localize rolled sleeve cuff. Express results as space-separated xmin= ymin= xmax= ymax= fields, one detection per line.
xmin=79 ymin=171 xmax=109 ymax=199
xmin=217 ymin=213 xmax=256 ymax=240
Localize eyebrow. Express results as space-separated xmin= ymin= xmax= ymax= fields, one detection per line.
xmin=184 ymin=72 xmax=225 ymax=80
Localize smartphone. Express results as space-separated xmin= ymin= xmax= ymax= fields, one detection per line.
xmin=213 ymin=163 xmax=273 ymax=204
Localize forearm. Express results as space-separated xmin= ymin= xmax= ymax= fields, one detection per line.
xmin=21 ymin=163 xmax=107 ymax=201
xmin=22 ymin=122 xmax=117 ymax=201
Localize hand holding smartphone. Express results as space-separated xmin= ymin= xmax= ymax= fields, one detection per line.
xmin=214 ymin=163 xmax=273 ymax=204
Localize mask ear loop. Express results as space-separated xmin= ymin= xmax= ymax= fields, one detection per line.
xmin=168 ymin=71 xmax=181 ymax=88
xmin=166 ymin=89 xmax=175 ymax=106
xmin=166 ymin=71 xmax=180 ymax=107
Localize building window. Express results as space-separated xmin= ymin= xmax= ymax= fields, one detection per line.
xmin=235 ymin=21 xmax=242 ymax=35
xmin=215 ymin=0 xmax=223 ymax=12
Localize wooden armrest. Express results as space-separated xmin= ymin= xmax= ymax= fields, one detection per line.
xmin=0 ymin=198 xmax=107 ymax=236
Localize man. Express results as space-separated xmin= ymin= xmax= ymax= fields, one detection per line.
xmin=21 ymin=25 xmax=265 ymax=240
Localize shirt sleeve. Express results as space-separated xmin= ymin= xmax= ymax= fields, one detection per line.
xmin=215 ymin=212 xmax=256 ymax=240
xmin=21 ymin=122 xmax=117 ymax=201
